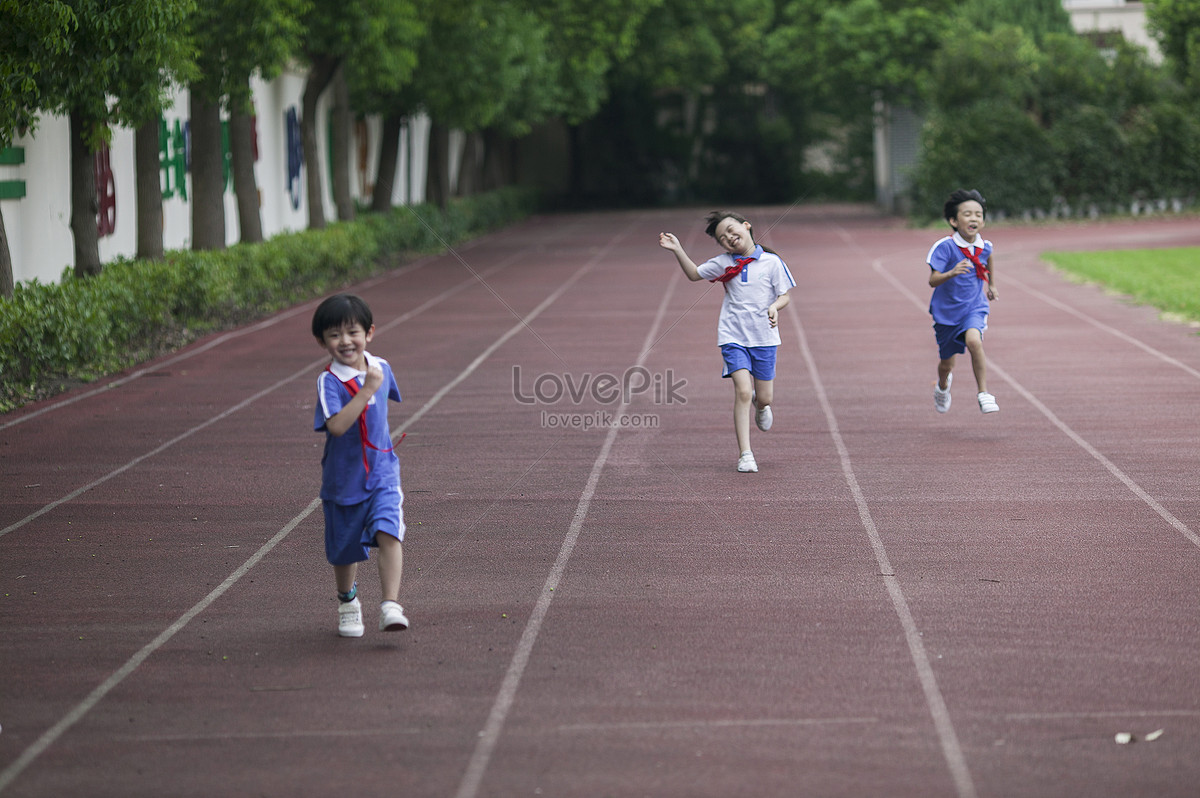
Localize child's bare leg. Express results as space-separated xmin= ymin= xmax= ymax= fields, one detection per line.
xmin=963 ymin=329 xmax=987 ymax=393
xmin=335 ymin=563 xmax=358 ymax=595
xmin=937 ymin=356 xmax=954 ymax=390
xmin=731 ymin=369 xmax=754 ymax=454
xmin=375 ymin=533 xmax=404 ymax=604
xmin=753 ymin=377 xmax=774 ymax=409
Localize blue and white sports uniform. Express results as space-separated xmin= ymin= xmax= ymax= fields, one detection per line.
xmin=696 ymin=245 xmax=794 ymax=380
xmin=927 ymin=232 xmax=992 ymax=358
xmin=314 ymin=352 xmax=405 ymax=565
xmin=696 ymin=245 xmax=795 ymax=348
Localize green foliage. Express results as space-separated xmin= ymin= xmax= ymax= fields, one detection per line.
xmin=1145 ymin=0 xmax=1200 ymax=91
xmin=36 ymin=0 xmax=197 ymax=145
xmin=190 ymin=0 xmax=308 ymax=109
xmin=0 ymin=188 xmax=539 ymax=413
xmin=766 ymin=0 xmax=949 ymax=111
xmin=956 ymin=0 xmax=1073 ymax=44
xmin=913 ymin=23 xmax=1198 ymax=219
xmin=0 ymin=0 xmax=75 ymax=147
xmin=915 ymin=99 xmax=1058 ymax=216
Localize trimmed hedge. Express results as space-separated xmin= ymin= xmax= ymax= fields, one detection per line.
xmin=0 ymin=188 xmax=539 ymax=413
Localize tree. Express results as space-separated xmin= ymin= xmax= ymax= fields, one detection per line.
xmin=300 ymin=0 xmax=420 ymax=228
xmin=957 ymin=0 xmax=1073 ymax=44
xmin=1145 ymin=0 xmax=1200 ymax=92
xmin=526 ymin=0 xmax=661 ymax=197
xmin=399 ymin=0 xmax=547 ymax=207
xmin=0 ymin=0 xmax=74 ymax=296
xmin=341 ymin=0 xmax=425 ymax=214
xmin=188 ymin=0 xmax=307 ymax=249
xmin=35 ymin=0 xmax=195 ymax=277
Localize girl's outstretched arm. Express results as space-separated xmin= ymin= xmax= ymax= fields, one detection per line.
xmin=659 ymin=232 xmax=705 ymax=281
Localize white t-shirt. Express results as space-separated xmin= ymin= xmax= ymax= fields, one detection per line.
xmin=696 ymin=246 xmax=795 ymax=347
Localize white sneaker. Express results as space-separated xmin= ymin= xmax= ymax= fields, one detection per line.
xmin=737 ymin=451 xmax=758 ymax=473
xmin=977 ymin=392 xmax=999 ymax=414
xmin=338 ymin=597 xmax=364 ymax=638
xmin=934 ymin=373 xmax=952 ymax=413
xmin=379 ymin=601 xmax=409 ymax=632
xmin=755 ymin=404 xmax=773 ymax=431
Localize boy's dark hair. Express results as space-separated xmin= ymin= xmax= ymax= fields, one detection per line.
xmin=704 ymin=210 xmax=750 ymax=239
xmin=312 ymin=293 xmax=373 ymax=339
xmin=944 ymin=189 xmax=986 ymax=223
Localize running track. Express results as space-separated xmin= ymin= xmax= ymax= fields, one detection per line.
xmin=1 ymin=206 xmax=1198 ymax=797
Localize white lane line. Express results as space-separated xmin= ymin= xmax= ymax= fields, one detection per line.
xmin=0 ymin=240 xmax=608 ymax=794
xmin=869 ymin=259 xmax=1200 ymax=551
xmin=0 ymin=496 xmax=320 ymax=794
xmin=0 ymin=306 xmax=311 ymax=433
xmin=454 ymin=238 xmax=680 ymax=798
xmin=0 ymin=256 xmax=519 ymax=541
xmin=1002 ymin=270 xmax=1200 ymax=382
xmin=558 ymin=717 xmax=878 ymax=732
xmin=788 ymin=309 xmax=979 ymax=798
xmin=0 ymin=256 xmax=440 ymax=432
xmin=1006 ymin=709 xmax=1200 ymax=721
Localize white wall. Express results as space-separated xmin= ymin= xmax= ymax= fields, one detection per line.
xmin=1064 ymin=0 xmax=1160 ymax=61
xmin=1 ymin=65 xmax=430 ymax=287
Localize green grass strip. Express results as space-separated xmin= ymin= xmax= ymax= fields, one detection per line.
xmin=1043 ymin=247 xmax=1200 ymax=328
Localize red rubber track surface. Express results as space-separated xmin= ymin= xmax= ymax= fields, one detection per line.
xmin=1 ymin=206 xmax=1198 ymax=798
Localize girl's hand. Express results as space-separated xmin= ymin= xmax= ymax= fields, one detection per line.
xmin=767 ymin=306 xmax=778 ymax=328
xmin=658 ymin=232 xmax=681 ymax=251
xmin=987 ymin=285 xmax=998 ymax=301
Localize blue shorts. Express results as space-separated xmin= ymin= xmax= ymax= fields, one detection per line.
xmin=720 ymin=343 xmax=777 ymax=381
xmin=322 ymin=484 xmax=405 ymax=566
xmin=933 ymin=314 xmax=988 ymax=361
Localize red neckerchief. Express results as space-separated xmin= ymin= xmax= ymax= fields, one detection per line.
xmin=711 ymin=254 xmax=756 ymax=284
xmin=957 ymin=244 xmax=989 ymax=281
xmin=327 ymin=364 xmax=394 ymax=476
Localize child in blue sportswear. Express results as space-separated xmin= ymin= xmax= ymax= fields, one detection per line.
xmin=312 ymin=294 xmax=409 ymax=638
xmin=927 ymin=189 xmax=999 ymax=414
xmin=659 ymin=210 xmax=794 ymax=473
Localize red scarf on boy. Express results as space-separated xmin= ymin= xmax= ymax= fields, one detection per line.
xmin=958 ymin=245 xmax=989 ymax=281
xmin=327 ymin=365 xmax=394 ymax=476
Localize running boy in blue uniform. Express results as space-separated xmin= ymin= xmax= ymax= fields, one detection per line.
xmin=927 ymin=189 xmax=999 ymax=414
xmin=312 ymin=294 xmax=409 ymax=637
xmin=659 ymin=211 xmax=794 ymax=472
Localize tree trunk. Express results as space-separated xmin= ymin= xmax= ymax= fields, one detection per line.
xmin=481 ymin=128 xmax=509 ymax=191
xmin=69 ymin=109 xmax=102 ymax=277
xmin=302 ymin=56 xmax=339 ymax=230
xmin=425 ymin=122 xmax=450 ymax=210
xmin=457 ymin=131 xmax=481 ymax=198
xmin=0 ymin=207 xmax=13 ymax=298
xmin=331 ymin=67 xmax=354 ymax=222
xmin=190 ymin=91 xmax=226 ymax=250
xmin=135 ymin=117 xmax=164 ymax=260
xmin=230 ymin=98 xmax=263 ymax=243
xmin=567 ymin=123 xmax=584 ymax=201
xmin=372 ymin=113 xmax=403 ymax=213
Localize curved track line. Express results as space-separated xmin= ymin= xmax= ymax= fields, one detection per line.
xmin=1002 ymin=271 xmax=1200 ymax=382
xmin=788 ymin=310 xmax=979 ymax=798
xmin=869 ymin=258 xmax=1200 ymax=551
xmin=0 ymin=234 xmax=616 ymax=794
